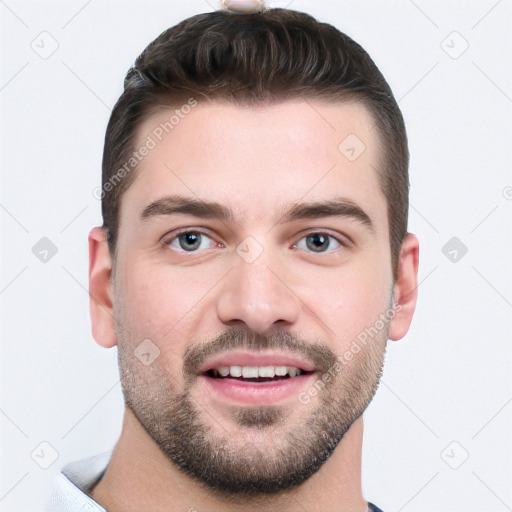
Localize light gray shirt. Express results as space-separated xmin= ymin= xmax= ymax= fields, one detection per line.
xmin=45 ymin=452 xmax=110 ymax=512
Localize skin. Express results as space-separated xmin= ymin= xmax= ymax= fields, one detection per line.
xmin=88 ymin=100 xmax=419 ymax=512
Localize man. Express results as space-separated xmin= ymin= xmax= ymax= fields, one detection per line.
xmin=47 ymin=2 xmax=419 ymax=511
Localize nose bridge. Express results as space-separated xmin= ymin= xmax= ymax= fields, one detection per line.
xmin=216 ymin=244 xmax=300 ymax=333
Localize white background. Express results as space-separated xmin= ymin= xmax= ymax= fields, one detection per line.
xmin=1 ymin=1 xmax=511 ymax=510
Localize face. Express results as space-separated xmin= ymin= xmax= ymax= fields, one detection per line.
xmin=112 ymin=100 xmax=396 ymax=496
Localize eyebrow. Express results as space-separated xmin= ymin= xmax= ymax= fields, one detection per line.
xmin=279 ymin=198 xmax=374 ymax=231
xmin=140 ymin=195 xmax=374 ymax=232
xmin=141 ymin=195 xmax=234 ymax=222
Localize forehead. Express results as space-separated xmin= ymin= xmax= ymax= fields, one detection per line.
xmin=120 ymin=100 xmax=387 ymax=232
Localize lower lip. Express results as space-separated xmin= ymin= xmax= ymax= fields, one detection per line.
xmin=198 ymin=373 xmax=316 ymax=405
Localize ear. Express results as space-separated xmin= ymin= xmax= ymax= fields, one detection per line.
xmin=88 ymin=227 xmax=117 ymax=348
xmin=388 ymin=233 xmax=420 ymax=341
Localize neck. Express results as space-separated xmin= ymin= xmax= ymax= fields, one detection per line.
xmin=91 ymin=409 xmax=368 ymax=512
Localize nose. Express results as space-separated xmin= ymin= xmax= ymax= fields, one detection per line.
xmin=216 ymin=250 xmax=301 ymax=334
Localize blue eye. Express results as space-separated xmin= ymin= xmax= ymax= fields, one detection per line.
xmin=294 ymin=233 xmax=342 ymax=253
xmin=166 ymin=231 xmax=216 ymax=252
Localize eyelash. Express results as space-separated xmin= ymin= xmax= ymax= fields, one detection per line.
xmin=162 ymin=228 xmax=221 ymax=252
xmin=292 ymin=231 xmax=346 ymax=253
xmin=161 ymin=228 xmax=348 ymax=254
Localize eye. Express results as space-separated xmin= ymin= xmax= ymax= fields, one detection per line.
xmin=163 ymin=230 xmax=218 ymax=252
xmin=293 ymin=232 xmax=343 ymax=253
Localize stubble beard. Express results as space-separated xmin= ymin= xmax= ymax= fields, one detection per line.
xmin=117 ymin=324 xmax=388 ymax=498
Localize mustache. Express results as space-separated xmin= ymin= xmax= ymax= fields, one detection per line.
xmin=183 ymin=327 xmax=338 ymax=378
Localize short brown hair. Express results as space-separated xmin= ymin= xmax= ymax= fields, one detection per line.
xmin=101 ymin=8 xmax=409 ymax=280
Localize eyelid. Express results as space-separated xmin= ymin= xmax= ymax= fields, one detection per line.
xmin=160 ymin=227 xmax=350 ymax=253
xmin=295 ymin=229 xmax=350 ymax=248
xmin=161 ymin=227 xmax=222 ymax=248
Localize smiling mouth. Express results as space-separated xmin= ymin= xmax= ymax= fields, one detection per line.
xmin=204 ymin=365 xmax=315 ymax=383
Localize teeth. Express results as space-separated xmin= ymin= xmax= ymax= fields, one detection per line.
xmin=242 ymin=366 xmax=259 ymax=378
xmin=258 ymin=366 xmax=275 ymax=378
xmin=275 ymin=366 xmax=287 ymax=376
xmin=218 ymin=366 xmax=230 ymax=377
xmin=211 ymin=365 xmax=303 ymax=378
xmin=230 ymin=365 xmax=242 ymax=377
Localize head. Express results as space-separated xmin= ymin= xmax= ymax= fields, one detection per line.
xmin=89 ymin=7 xmax=418 ymax=499
xmin=101 ymin=8 xmax=410 ymax=280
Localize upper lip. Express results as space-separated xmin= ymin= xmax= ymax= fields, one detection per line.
xmin=197 ymin=351 xmax=316 ymax=375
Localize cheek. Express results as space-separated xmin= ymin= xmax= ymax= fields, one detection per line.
xmin=300 ymin=259 xmax=392 ymax=348
xmin=117 ymin=261 xmax=219 ymax=342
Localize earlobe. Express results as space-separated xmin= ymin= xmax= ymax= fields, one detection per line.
xmin=88 ymin=226 xmax=117 ymax=348
xmin=388 ymin=233 xmax=420 ymax=341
